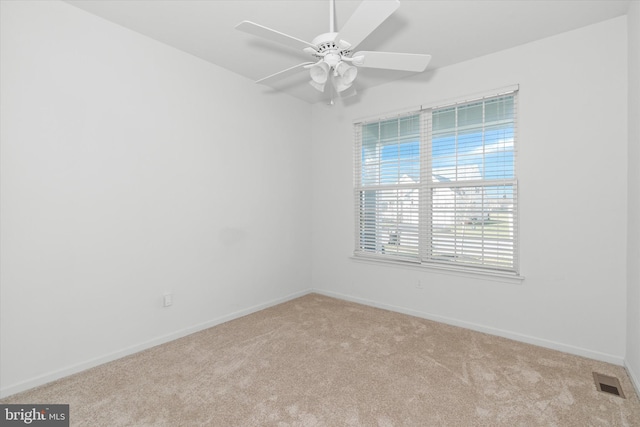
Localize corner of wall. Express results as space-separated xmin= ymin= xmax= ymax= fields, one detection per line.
xmin=626 ymin=0 xmax=640 ymax=396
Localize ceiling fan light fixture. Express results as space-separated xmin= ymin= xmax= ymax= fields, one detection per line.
xmin=334 ymin=76 xmax=353 ymax=93
xmin=334 ymin=61 xmax=358 ymax=85
xmin=309 ymin=61 xmax=330 ymax=84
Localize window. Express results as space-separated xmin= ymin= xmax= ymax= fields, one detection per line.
xmin=354 ymin=91 xmax=518 ymax=275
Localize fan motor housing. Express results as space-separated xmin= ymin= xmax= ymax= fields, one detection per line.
xmin=312 ymin=32 xmax=351 ymax=57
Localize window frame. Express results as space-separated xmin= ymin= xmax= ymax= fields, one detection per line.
xmin=353 ymin=88 xmax=521 ymax=280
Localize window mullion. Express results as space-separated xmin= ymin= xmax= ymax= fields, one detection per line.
xmin=481 ymin=101 xmax=486 ymax=263
xmin=420 ymin=109 xmax=432 ymax=262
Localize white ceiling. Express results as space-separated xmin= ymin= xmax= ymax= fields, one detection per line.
xmin=65 ymin=0 xmax=630 ymax=104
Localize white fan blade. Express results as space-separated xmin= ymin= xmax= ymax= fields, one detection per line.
xmin=335 ymin=0 xmax=400 ymax=50
xmin=255 ymin=62 xmax=315 ymax=85
xmin=236 ymin=21 xmax=317 ymax=51
xmin=352 ymin=51 xmax=431 ymax=72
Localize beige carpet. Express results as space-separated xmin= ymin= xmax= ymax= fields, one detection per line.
xmin=2 ymin=293 xmax=640 ymax=426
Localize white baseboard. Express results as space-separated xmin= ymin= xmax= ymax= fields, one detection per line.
xmin=311 ymin=288 xmax=626 ymax=366
xmin=0 ymin=289 xmax=309 ymax=399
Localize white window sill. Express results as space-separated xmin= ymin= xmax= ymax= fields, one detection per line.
xmin=350 ymin=255 xmax=525 ymax=284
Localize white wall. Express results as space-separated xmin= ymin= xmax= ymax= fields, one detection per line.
xmin=311 ymin=17 xmax=628 ymax=364
xmin=627 ymin=0 xmax=640 ymax=392
xmin=0 ymin=1 xmax=311 ymax=397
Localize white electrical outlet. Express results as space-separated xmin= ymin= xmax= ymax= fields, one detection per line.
xmin=163 ymin=293 xmax=173 ymax=307
xmin=416 ymin=280 xmax=423 ymax=289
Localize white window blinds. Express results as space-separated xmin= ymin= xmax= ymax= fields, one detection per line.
xmin=354 ymin=91 xmax=518 ymax=275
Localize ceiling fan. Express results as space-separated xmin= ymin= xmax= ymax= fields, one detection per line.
xmin=235 ymin=0 xmax=431 ymax=99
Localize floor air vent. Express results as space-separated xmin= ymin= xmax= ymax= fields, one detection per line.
xmin=593 ymin=372 xmax=625 ymax=398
